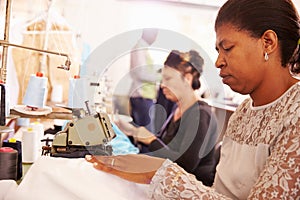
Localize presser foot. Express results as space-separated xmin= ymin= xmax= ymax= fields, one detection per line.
xmin=50 ymin=144 xmax=113 ymax=158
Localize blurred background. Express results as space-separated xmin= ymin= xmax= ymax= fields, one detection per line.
xmin=1 ymin=0 xmax=299 ymax=111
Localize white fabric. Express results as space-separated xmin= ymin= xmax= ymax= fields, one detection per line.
xmin=0 ymin=180 xmax=18 ymax=200
xmin=4 ymin=156 xmax=149 ymax=200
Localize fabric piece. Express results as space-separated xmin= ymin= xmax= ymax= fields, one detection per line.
xmin=5 ymin=156 xmax=149 ymax=200
xmin=110 ymin=123 xmax=139 ymax=155
xmin=0 ymin=180 xmax=18 ymax=200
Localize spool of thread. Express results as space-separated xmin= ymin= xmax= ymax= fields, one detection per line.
xmin=16 ymin=118 xmax=30 ymax=127
xmin=0 ymin=147 xmax=18 ymax=180
xmin=51 ymin=84 xmax=63 ymax=103
xmin=22 ymin=127 xmax=38 ymax=163
xmin=29 ymin=121 xmax=44 ymax=155
xmin=3 ymin=139 xmax=22 ymax=180
xmin=29 ymin=121 xmax=44 ymax=142
xmin=68 ymin=76 xmax=88 ymax=108
xmin=22 ymin=72 xmax=48 ymax=108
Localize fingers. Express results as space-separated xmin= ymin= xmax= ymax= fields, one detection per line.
xmin=85 ymin=154 xmax=165 ymax=173
xmin=93 ymin=161 xmax=115 ymax=173
xmin=135 ymin=127 xmax=156 ymax=144
xmin=85 ymin=155 xmax=114 ymax=166
xmin=115 ymin=120 xmax=135 ymax=136
xmin=85 ymin=155 xmax=116 ymax=172
xmin=86 ymin=155 xmax=129 ymax=171
xmin=85 ymin=154 xmax=97 ymax=163
xmin=85 ymin=154 xmax=162 ymax=184
xmin=86 ymin=155 xmax=120 ymax=177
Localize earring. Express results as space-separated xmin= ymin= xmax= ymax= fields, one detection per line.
xmin=264 ymin=52 xmax=269 ymax=61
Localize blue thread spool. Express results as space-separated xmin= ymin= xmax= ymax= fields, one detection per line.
xmin=22 ymin=72 xmax=48 ymax=108
xmin=68 ymin=76 xmax=88 ymax=109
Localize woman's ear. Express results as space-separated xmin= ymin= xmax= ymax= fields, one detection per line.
xmin=262 ymin=30 xmax=278 ymax=54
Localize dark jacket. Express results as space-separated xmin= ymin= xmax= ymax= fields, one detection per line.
xmin=147 ymin=101 xmax=218 ymax=186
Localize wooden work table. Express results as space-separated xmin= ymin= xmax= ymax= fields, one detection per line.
xmin=10 ymin=106 xmax=73 ymax=120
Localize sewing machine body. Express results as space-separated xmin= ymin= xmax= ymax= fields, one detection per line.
xmin=50 ymin=112 xmax=115 ymax=158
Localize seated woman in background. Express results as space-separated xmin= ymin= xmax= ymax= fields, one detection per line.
xmin=115 ymin=49 xmax=218 ymax=186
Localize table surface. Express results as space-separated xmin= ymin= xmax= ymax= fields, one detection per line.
xmin=201 ymin=98 xmax=238 ymax=112
xmin=10 ymin=106 xmax=73 ymax=120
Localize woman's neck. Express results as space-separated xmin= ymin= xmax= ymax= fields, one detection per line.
xmin=251 ymin=73 xmax=299 ymax=106
xmin=174 ymin=94 xmax=198 ymax=121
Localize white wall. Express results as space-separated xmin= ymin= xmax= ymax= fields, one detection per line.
xmin=6 ymin=0 xmax=223 ymax=96
xmin=3 ymin=0 xmax=300 ymax=99
xmin=67 ymin=0 xmax=221 ymax=97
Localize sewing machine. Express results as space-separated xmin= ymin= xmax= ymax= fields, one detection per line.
xmin=44 ymin=109 xmax=115 ymax=158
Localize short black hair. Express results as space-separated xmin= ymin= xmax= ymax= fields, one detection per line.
xmin=215 ymin=0 xmax=300 ymax=73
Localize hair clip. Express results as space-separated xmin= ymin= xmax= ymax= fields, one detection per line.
xmin=181 ymin=52 xmax=190 ymax=62
xmin=298 ymin=38 xmax=300 ymax=45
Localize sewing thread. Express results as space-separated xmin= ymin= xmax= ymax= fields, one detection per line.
xmin=22 ymin=73 xmax=48 ymax=108
xmin=0 ymin=147 xmax=18 ymax=180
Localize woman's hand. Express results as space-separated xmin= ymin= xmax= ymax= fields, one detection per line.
xmin=114 ymin=119 xmax=157 ymax=145
xmin=114 ymin=119 xmax=136 ymax=137
xmin=85 ymin=154 xmax=165 ymax=184
xmin=135 ymin=127 xmax=157 ymax=145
